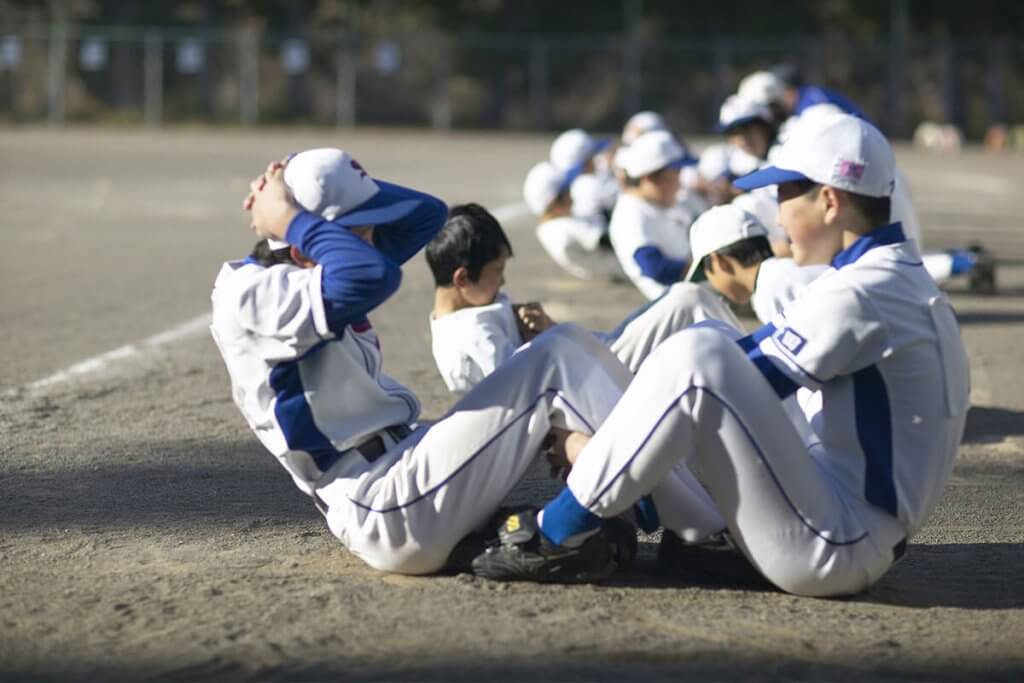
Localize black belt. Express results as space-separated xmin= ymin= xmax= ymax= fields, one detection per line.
xmin=313 ymin=424 xmax=412 ymax=516
xmin=352 ymin=423 xmax=412 ymax=462
xmin=893 ymin=538 xmax=907 ymax=562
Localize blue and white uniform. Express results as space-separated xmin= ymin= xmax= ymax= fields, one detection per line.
xmin=609 ymin=193 xmax=691 ymax=300
xmin=212 ymin=154 xmax=632 ymax=575
xmin=536 ymin=222 xmax=969 ymax=596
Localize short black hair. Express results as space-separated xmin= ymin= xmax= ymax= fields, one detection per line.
xmin=846 ymin=192 xmax=892 ymax=228
xmin=787 ymin=180 xmax=891 ymax=227
xmin=723 ymin=118 xmax=779 ymax=143
xmin=703 ymin=235 xmax=774 ymax=277
xmin=425 ymin=203 xmax=513 ymax=286
xmin=249 ymin=239 xmax=295 ymax=267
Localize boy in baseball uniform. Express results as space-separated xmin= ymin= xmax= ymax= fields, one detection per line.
xmin=211 ymin=148 xmax=638 ymax=578
xmin=427 ymin=203 xmax=740 ymax=393
xmin=474 ymin=114 xmax=970 ymax=597
xmin=740 ymin=70 xmax=996 ymax=291
xmin=523 ymin=160 xmax=623 ymax=282
xmin=549 ymin=128 xmax=619 ymax=226
xmin=609 ymin=130 xmax=697 ymax=300
xmin=685 ymin=204 xmax=828 ymax=324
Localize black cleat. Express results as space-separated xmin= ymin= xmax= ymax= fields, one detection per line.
xmin=657 ymin=530 xmax=772 ymax=588
xmin=967 ymin=244 xmax=997 ymax=295
xmin=471 ymin=510 xmax=636 ymax=584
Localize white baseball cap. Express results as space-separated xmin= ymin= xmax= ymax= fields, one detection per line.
xmin=523 ymin=160 xmax=577 ymax=216
xmin=621 ymin=110 xmax=668 ymax=145
xmin=617 ymin=130 xmax=696 ymax=179
xmin=733 ymin=112 xmax=895 ymax=198
xmin=737 ymin=71 xmax=785 ymax=107
xmin=684 ymin=204 xmax=768 ymax=282
xmin=550 ymin=128 xmax=611 ymax=173
xmin=717 ymin=94 xmax=774 ymax=132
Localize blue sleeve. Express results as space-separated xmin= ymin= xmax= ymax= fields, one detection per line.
xmin=286 ymin=211 xmax=402 ymax=333
xmin=633 ymin=246 xmax=686 ymax=286
xmin=737 ymin=323 xmax=799 ymax=399
xmin=367 ymin=181 xmax=448 ymax=265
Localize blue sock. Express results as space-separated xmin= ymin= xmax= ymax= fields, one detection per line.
xmin=949 ymin=249 xmax=976 ymax=276
xmin=539 ymin=488 xmax=602 ymax=546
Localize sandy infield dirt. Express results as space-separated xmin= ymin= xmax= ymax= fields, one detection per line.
xmin=0 ymin=128 xmax=1022 ymax=682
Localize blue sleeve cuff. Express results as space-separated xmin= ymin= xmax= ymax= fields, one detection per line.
xmin=633 ymin=246 xmax=686 ymax=285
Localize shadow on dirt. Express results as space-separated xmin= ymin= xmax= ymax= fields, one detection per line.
xmin=963 ymin=405 xmax=1024 ymax=443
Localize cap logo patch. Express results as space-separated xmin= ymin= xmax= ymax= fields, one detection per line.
xmin=833 ymin=159 xmax=865 ymax=184
xmin=774 ymin=326 xmax=807 ymax=355
xmin=350 ymin=158 xmax=368 ymax=179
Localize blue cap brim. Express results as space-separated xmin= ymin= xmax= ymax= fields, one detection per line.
xmin=557 ymin=164 xmax=584 ymax=194
xmin=665 ymin=153 xmax=699 ymax=169
xmin=733 ymin=166 xmax=809 ymax=191
xmin=333 ymin=181 xmax=423 ymax=226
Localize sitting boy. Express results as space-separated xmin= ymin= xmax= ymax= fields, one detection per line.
xmin=609 ymin=130 xmax=696 ymax=300
xmin=473 ymin=113 xmax=970 ymax=598
xmin=427 ymin=203 xmax=740 ymax=393
xmin=683 ymin=204 xmax=828 ymax=323
xmin=523 ymin=160 xmax=623 ymax=281
xmin=212 ymin=148 xmax=640 ymax=579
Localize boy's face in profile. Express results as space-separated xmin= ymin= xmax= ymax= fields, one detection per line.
xmin=462 ymin=247 xmax=509 ymax=307
xmin=777 ymin=180 xmax=827 ymax=251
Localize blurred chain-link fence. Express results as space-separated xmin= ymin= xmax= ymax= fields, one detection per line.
xmin=1 ymin=24 xmax=1022 ymax=139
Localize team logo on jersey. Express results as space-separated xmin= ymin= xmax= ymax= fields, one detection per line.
xmin=774 ymin=326 xmax=807 ymax=355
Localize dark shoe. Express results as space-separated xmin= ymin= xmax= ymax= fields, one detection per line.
xmin=471 ymin=510 xmax=635 ymax=584
xmin=967 ymin=244 xmax=997 ymax=295
xmin=657 ymin=530 xmax=772 ymax=588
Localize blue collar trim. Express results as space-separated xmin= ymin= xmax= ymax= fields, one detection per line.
xmin=831 ymin=222 xmax=905 ymax=269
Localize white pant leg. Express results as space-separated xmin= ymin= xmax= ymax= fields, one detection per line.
xmin=646 ymin=463 xmax=725 ymax=541
xmin=608 ymin=282 xmax=742 ymax=374
xmin=564 ymin=325 xmax=903 ymax=596
xmin=321 ymin=324 xmax=631 ymax=575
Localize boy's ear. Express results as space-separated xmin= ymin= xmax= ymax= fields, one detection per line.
xmin=708 ymin=252 xmax=734 ymax=274
xmin=821 ymin=186 xmax=842 ymax=224
xmin=452 ymin=266 xmax=470 ymax=288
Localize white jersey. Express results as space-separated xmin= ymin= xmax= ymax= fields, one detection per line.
xmin=210 ymin=259 xmax=420 ymax=495
xmin=535 ymin=216 xmax=623 ymax=281
xmin=756 ymin=225 xmax=969 ymax=534
xmin=751 ymin=257 xmax=828 ymax=323
xmin=429 ymin=291 xmax=523 ymax=393
xmin=570 ymin=171 xmax=618 ymax=217
xmin=609 ymin=192 xmax=692 ymax=300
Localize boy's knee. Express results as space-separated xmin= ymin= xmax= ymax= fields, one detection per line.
xmin=658 ymin=324 xmax=742 ymax=363
xmin=531 ymin=323 xmax=595 ymax=355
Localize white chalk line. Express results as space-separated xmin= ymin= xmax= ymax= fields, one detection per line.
xmin=18 ymin=200 xmax=530 ymax=394
xmin=23 ymin=314 xmax=214 ymax=392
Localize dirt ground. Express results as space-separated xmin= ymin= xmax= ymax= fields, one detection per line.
xmin=0 ymin=128 xmax=1022 ymax=682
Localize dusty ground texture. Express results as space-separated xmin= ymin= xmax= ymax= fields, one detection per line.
xmin=1 ymin=128 xmax=1022 ymax=682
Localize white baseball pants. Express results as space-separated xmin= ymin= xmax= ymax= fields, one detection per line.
xmin=561 ymin=324 xmax=907 ymax=597
xmin=316 ymin=324 xmax=631 ymax=575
